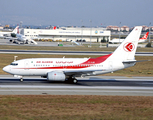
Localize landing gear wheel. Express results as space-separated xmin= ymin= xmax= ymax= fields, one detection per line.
xmin=73 ymin=79 xmax=78 ymax=84
xmin=66 ymin=77 xmax=78 ymax=84
xmin=20 ymin=78 xmax=23 ymax=82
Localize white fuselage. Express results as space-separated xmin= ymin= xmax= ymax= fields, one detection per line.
xmin=110 ymin=38 xmax=148 ymax=44
xmin=3 ymin=56 xmax=133 ymax=77
xmin=0 ymin=32 xmax=11 ymax=37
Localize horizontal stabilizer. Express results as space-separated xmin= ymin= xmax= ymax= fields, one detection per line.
xmin=123 ymin=60 xmax=151 ymax=63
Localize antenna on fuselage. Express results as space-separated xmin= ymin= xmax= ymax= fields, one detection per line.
xmin=14 ymin=56 xmax=18 ymax=61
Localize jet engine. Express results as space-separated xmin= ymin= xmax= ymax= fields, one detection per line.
xmin=47 ymin=71 xmax=66 ymax=81
xmin=11 ymin=33 xmax=16 ymax=37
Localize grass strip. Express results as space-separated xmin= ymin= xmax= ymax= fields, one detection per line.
xmin=0 ymin=95 xmax=153 ymax=120
xmin=0 ymin=44 xmax=153 ymax=52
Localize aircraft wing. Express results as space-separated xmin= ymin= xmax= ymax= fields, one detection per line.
xmin=8 ymin=37 xmax=18 ymax=40
xmin=4 ymin=36 xmax=14 ymax=39
xmin=63 ymin=69 xmax=102 ymax=76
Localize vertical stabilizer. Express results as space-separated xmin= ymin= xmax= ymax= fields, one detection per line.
xmin=139 ymin=32 xmax=149 ymax=40
xmin=108 ymin=26 xmax=142 ymax=61
xmin=12 ymin=26 xmax=19 ymax=34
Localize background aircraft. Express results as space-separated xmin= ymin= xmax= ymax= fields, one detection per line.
xmin=109 ymin=32 xmax=149 ymax=44
xmin=9 ymin=26 xmax=37 ymax=45
xmin=3 ymin=26 xmax=142 ymax=83
xmin=139 ymin=32 xmax=149 ymax=43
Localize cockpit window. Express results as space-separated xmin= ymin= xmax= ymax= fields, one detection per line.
xmin=10 ymin=63 xmax=18 ymax=66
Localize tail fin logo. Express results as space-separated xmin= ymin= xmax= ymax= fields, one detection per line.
xmin=143 ymin=32 xmax=149 ymax=39
xmin=124 ymin=42 xmax=135 ymax=52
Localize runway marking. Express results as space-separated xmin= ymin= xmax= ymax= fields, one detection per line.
xmin=0 ymin=85 xmax=153 ymax=90
xmin=0 ymin=90 xmax=152 ymax=93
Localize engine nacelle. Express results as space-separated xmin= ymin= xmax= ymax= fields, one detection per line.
xmin=47 ymin=71 xmax=65 ymax=81
xmin=11 ymin=33 xmax=16 ymax=37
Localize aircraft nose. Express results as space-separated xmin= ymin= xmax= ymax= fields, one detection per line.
xmin=3 ymin=66 xmax=9 ymax=73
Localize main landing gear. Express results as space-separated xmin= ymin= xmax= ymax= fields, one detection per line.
xmin=66 ymin=76 xmax=78 ymax=84
xmin=20 ymin=78 xmax=23 ymax=82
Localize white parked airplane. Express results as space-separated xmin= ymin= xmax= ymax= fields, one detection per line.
xmin=109 ymin=32 xmax=149 ymax=44
xmin=3 ymin=26 xmax=142 ymax=83
xmin=9 ymin=26 xmax=37 ymax=45
xmin=0 ymin=26 xmax=18 ymax=38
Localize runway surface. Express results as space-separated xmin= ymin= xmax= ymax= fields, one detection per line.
xmin=0 ymin=75 xmax=153 ymax=96
xmin=0 ymin=49 xmax=153 ymax=56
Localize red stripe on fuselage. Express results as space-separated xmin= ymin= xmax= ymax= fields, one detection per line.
xmin=81 ymin=54 xmax=112 ymax=65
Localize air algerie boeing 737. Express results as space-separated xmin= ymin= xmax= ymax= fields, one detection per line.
xmin=3 ymin=26 xmax=142 ymax=83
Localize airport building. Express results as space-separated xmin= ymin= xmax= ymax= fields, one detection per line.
xmin=20 ymin=27 xmax=111 ymax=42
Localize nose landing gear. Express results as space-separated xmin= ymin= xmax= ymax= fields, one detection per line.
xmin=20 ymin=78 xmax=23 ymax=82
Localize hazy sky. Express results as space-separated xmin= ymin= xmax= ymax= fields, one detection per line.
xmin=0 ymin=0 xmax=153 ymax=27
